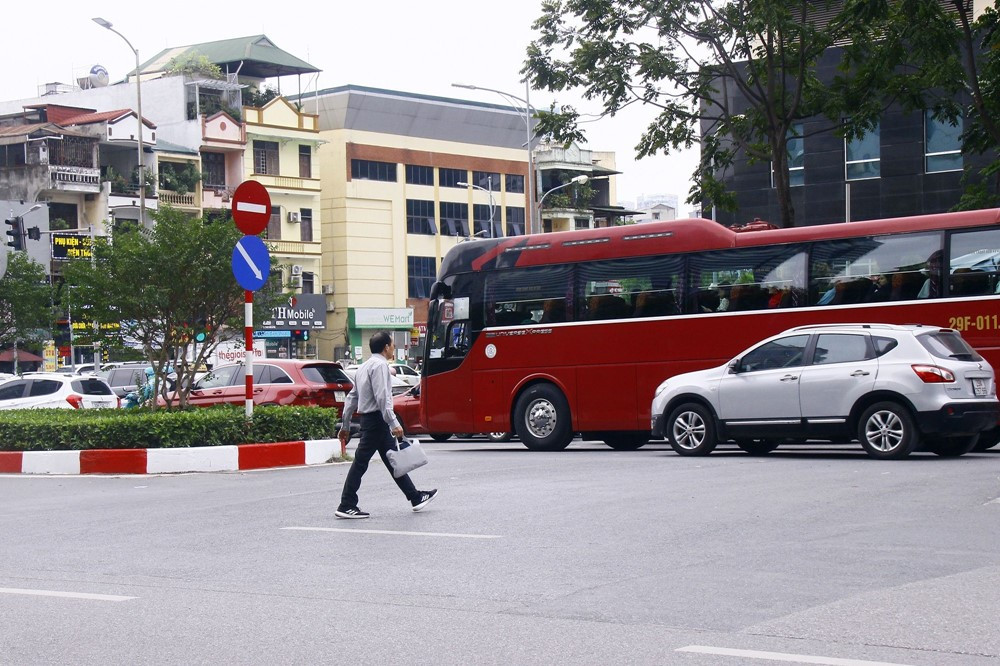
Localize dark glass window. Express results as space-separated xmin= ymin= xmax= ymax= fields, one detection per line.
xmin=408 ymin=256 xmax=437 ymax=298
xmin=301 ymin=364 xmax=351 ymax=383
xmin=300 ymin=208 xmax=313 ymax=243
xmin=439 ymin=168 xmax=467 ymax=188
xmin=407 ymin=200 xmax=437 ymax=235
xmin=473 ymin=204 xmax=502 ymax=239
xmin=949 ymin=228 xmax=1000 ymax=296
xmin=578 ymin=255 xmax=683 ymax=319
xmin=299 ymin=145 xmax=312 ymax=179
xmin=505 ymin=207 xmax=525 ymax=236
xmin=809 ymin=232 xmax=941 ymax=305
xmin=70 ymin=378 xmax=114 ymax=395
xmin=741 ymin=335 xmax=810 ymax=372
xmin=302 ymin=271 xmax=314 ymax=294
xmin=505 ymin=174 xmax=525 ymax=194
xmin=486 ymin=265 xmax=574 ymax=326
xmin=812 ymin=334 xmax=872 ymax=365
xmin=439 ymin=202 xmax=469 ymax=237
xmin=29 ymin=380 xmax=62 ymax=396
xmin=0 ymin=381 xmax=28 ymax=400
xmin=690 ymin=245 xmax=807 ymax=312
xmin=253 ymin=140 xmax=279 ymax=175
xmin=201 ymin=152 xmax=226 ymax=188
xmin=265 ymin=206 xmax=281 ymax=240
xmin=351 ymin=159 xmax=397 ymax=182
xmin=473 ymin=171 xmax=500 ymax=191
xmin=406 ymin=164 xmax=434 ymax=185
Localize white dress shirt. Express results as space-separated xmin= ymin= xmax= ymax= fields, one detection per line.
xmin=341 ymin=354 xmax=400 ymax=431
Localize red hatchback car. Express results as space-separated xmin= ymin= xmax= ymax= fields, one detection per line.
xmin=159 ymin=360 xmax=353 ymax=413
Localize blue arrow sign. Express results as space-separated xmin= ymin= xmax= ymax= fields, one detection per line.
xmin=232 ymin=235 xmax=270 ymax=291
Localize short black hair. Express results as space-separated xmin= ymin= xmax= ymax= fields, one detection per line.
xmin=369 ymin=331 xmax=393 ymax=354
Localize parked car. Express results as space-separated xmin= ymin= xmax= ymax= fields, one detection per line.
xmin=390 ymin=363 xmax=420 ymax=386
xmin=100 ymin=362 xmax=155 ymax=399
xmin=0 ymin=373 xmax=119 ymax=409
xmin=157 ymin=359 xmax=353 ymax=413
xmin=343 ymin=363 xmax=411 ymax=395
xmin=651 ymin=324 xmax=999 ymax=459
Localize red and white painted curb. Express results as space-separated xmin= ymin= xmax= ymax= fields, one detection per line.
xmin=0 ymin=439 xmax=344 ymax=475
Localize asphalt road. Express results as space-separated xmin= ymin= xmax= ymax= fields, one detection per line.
xmin=2 ymin=438 xmax=1000 ymax=665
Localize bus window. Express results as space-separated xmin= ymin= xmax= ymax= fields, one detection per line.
xmin=577 ymin=255 xmax=682 ymax=319
xmin=486 ymin=265 xmax=573 ymax=326
xmin=689 ymin=245 xmax=806 ymax=312
xmin=949 ymin=228 xmax=1000 ymax=296
xmin=809 ymin=232 xmax=941 ymax=305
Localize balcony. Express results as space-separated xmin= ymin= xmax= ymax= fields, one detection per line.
xmin=266 ymin=239 xmax=322 ymax=256
xmin=158 ymin=190 xmax=199 ymax=208
xmin=251 ymin=174 xmax=320 ymax=192
xmin=49 ymin=166 xmax=101 ymax=192
xmin=201 ymin=186 xmax=232 ymax=210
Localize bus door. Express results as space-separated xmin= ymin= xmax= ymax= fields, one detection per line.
xmin=425 ymin=296 xmax=474 ymax=432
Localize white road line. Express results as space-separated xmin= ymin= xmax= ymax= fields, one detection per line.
xmin=0 ymin=587 xmax=136 ymax=602
xmin=282 ymin=526 xmax=501 ymax=539
xmin=676 ymin=646 xmax=913 ymax=666
xmin=235 ymin=201 xmax=267 ymax=215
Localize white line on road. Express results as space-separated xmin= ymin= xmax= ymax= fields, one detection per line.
xmin=282 ymin=526 xmax=501 ymax=539
xmin=0 ymin=587 xmax=136 ymax=602
xmin=676 ymin=646 xmax=913 ymax=666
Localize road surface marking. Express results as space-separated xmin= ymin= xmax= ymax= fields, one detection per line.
xmin=0 ymin=587 xmax=136 ymax=602
xmin=235 ymin=201 xmax=267 ymax=215
xmin=676 ymin=646 xmax=912 ymax=666
xmin=282 ymin=526 xmax=501 ymax=539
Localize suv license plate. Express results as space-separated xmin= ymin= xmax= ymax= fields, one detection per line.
xmin=335 ymin=391 xmax=346 ymax=401
xmin=973 ymin=378 xmax=988 ymax=396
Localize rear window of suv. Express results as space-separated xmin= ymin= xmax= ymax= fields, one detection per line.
xmin=917 ymin=330 xmax=983 ymax=362
xmin=72 ymin=378 xmax=114 ymax=395
xmin=302 ymin=364 xmax=351 ymax=384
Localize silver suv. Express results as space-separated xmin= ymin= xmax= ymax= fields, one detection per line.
xmin=650 ymin=324 xmax=999 ymax=459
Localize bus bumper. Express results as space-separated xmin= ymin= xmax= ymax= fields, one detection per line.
xmin=651 ymin=414 xmax=666 ymax=439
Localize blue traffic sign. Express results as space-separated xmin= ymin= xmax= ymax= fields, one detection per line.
xmin=232 ymin=235 xmax=270 ymax=291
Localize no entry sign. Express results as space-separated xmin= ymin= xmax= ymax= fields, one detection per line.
xmin=231 ymin=181 xmax=272 ymax=235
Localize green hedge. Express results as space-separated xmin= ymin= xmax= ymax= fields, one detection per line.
xmin=0 ymin=405 xmax=338 ymax=451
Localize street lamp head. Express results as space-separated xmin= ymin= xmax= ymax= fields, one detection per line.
xmin=456 ymin=181 xmax=469 ymax=187
xmin=92 ymin=17 xmax=113 ymax=29
xmin=451 ymin=83 xmax=477 ymax=90
xmin=571 ymin=175 xmax=590 ymax=185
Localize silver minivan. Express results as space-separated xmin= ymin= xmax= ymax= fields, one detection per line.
xmin=650 ymin=324 xmax=999 ymax=459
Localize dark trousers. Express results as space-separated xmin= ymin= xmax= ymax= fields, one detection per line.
xmin=340 ymin=413 xmax=420 ymax=509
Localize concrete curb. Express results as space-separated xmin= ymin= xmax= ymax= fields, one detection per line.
xmin=0 ymin=439 xmax=343 ymax=475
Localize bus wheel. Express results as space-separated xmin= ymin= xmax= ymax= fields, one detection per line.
xmin=974 ymin=428 xmax=1000 ymax=451
xmin=735 ymin=439 xmax=779 ymax=455
xmin=926 ymin=434 xmax=979 ymax=457
xmin=857 ymin=401 xmax=918 ymax=459
xmin=666 ymin=403 xmax=717 ymax=456
xmin=602 ymin=433 xmax=648 ymax=450
xmin=514 ymin=384 xmax=572 ymax=451
xmin=429 ymin=433 xmax=452 ymax=442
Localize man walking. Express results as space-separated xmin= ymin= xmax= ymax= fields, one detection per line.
xmin=336 ymin=331 xmax=437 ymax=519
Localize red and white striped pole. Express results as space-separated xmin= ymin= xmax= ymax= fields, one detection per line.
xmin=245 ymin=289 xmax=254 ymax=419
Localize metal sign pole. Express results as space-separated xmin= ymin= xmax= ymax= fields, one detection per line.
xmin=245 ymin=289 xmax=254 ymax=419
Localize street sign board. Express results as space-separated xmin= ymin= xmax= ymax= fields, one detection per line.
xmin=231 ymin=181 xmax=272 ymax=235
xmin=51 ymin=233 xmax=93 ymax=260
xmin=231 ymin=235 xmax=270 ymax=291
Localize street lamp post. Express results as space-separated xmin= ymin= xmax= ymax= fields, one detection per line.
xmin=93 ymin=17 xmax=145 ymax=226
xmin=452 ymin=82 xmax=537 ymax=234
xmin=456 ymin=178 xmax=496 ymax=238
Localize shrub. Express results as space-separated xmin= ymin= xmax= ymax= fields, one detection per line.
xmin=0 ymin=405 xmax=337 ymax=451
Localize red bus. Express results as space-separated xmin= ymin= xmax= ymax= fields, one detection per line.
xmin=420 ymin=209 xmax=1000 ymax=451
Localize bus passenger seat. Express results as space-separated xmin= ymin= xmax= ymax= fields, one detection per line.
xmin=950 ymin=269 xmax=989 ymax=296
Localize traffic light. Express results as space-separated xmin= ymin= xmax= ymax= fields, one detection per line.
xmin=292 ymin=329 xmax=309 ymax=342
xmin=194 ymin=318 xmax=210 ymax=343
xmin=5 ymin=217 xmax=23 ymax=251
xmin=27 ymin=226 xmax=40 ymax=241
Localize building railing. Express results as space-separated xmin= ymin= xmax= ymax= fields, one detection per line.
xmin=159 ymin=190 xmax=198 ymax=207
xmin=50 ymin=165 xmax=101 ymax=189
xmin=252 ymin=174 xmax=321 ymax=191
xmin=266 ymin=239 xmax=322 ymax=256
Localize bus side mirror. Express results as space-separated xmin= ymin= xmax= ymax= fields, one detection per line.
xmin=728 ymin=358 xmax=742 ymax=374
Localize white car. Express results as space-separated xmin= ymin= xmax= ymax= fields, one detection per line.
xmin=651 ymin=324 xmax=999 ymax=459
xmin=342 ymin=364 xmax=410 ymax=394
xmin=390 ymin=363 xmax=420 ymax=386
xmin=0 ymin=373 xmax=119 ymax=409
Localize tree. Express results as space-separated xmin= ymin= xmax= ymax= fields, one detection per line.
xmin=165 ymin=52 xmax=223 ymax=79
xmin=63 ymin=207 xmax=285 ymax=409
xmin=0 ymin=251 xmax=51 ymax=351
xmin=525 ymin=0 xmax=877 ymax=227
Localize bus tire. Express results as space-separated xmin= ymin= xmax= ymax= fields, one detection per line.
xmin=926 ymin=434 xmax=979 ymax=457
xmin=429 ymin=433 xmax=452 ymax=442
xmin=857 ymin=401 xmax=918 ymax=460
xmin=514 ymin=383 xmax=573 ymax=451
xmin=602 ymin=432 xmax=649 ymax=450
xmin=666 ymin=403 xmax=717 ymax=456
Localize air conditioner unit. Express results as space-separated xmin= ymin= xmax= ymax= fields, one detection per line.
xmin=321 ymin=283 xmax=335 ymax=295
xmin=291 ymin=264 xmax=303 ymax=276
xmin=326 ymin=301 xmax=336 ymax=312
xmin=288 ymin=211 xmax=300 ymax=223
xmin=289 ymin=275 xmax=302 ymax=288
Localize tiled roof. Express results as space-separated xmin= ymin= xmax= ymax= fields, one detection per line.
xmin=139 ymin=35 xmax=319 ymax=79
xmin=59 ymin=109 xmax=157 ymax=130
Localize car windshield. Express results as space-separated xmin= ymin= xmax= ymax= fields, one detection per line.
xmin=918 ymin=330 xmax=982 ymax=361
xmin=302 ymin=364 xmax=351 ymax=384
xmin=72 ymin=378 xmax=113 ymax=395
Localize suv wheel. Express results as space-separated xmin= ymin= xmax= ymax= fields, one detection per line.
xmin=926 ymin=434 xmax=979 ymax=457
xmin=974 ymin=428 xmax=1000 ymax=451
xmin=666 ymin=403 xmax=717 ymax=456
xmin=857 ymin=401 xmax=919 ymax=459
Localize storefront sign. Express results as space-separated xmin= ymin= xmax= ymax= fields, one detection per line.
xmin=354 ymin=307 xmax=414 ymax=329
xmin=51 ymin=233 xmax=93 ymax=260
xmin=259 ymin=294 xmax=327 ymax=330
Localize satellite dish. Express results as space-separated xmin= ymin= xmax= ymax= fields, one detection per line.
xmin=88 ymin=65 xmax=110 ymax=88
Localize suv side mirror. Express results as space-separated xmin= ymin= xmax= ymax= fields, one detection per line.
xmin=728 ymin=358 xmax=742 ymax=374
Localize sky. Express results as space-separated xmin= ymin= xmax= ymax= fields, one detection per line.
xmin=4 ymin=1 xmax=699 ymax=211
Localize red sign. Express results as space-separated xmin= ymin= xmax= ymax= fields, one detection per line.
xmin=231 ymin=181 xmax=272 ymax=235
